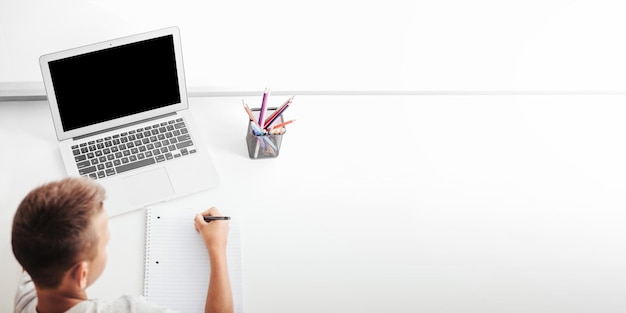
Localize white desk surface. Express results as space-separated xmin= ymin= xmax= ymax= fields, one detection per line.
xmin=1 ymin=95 xmax=626 ymax=313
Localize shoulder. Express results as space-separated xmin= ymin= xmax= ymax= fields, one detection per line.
xmin=14 ymin=272 xmax=37 ymax=313
xmin=67 ymin=296 xmax=178 ymax=313
xmin=110 ymin=295 xmax=178 ymax=312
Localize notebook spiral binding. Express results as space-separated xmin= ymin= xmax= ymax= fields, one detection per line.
xmin=143 ymin=208 xmax=153 ymax=299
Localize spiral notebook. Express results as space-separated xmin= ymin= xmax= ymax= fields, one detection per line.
xmin=144 ymin=206 xmax=244 ymax=313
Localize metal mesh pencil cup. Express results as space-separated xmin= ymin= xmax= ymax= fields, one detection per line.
xmin=246 ymin=108 xmax=285 ymax=159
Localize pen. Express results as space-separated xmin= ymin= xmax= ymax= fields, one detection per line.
xmin=258 ymin=88 xmax=270 ymax=128
xmin=261 ymin=137 xmax=275 ymax=155
xmin=262 ymin=135 xmax=278 ymax=151
xmin=250 ymin=123 xmax=278 ymax=151
xmin=250 ymin=121 xmax=266 ymax=135
xmin=263 ymin=96 xmax=293 ymax=129
xmin=258 ymin=135 xmax=266 ymax=150
xmin=203 ymin=216 xmax=231 ymax=221
xmin=254 ymin=138 xmax=260 ymax=158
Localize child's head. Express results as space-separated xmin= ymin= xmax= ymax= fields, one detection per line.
xmin=12 ymin=177 xmax=109 ymax=290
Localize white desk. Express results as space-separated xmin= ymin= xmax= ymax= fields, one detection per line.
xmin=1 ymin=95 xmax=626 ymax=313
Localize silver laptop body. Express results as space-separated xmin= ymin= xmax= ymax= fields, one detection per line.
xmin=40 ymin=27 xmax=219 ymax=217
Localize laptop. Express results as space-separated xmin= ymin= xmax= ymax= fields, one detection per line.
xmin=39 ymin=26 xmax=219 ymax=217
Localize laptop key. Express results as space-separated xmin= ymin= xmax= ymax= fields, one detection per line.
xmin=79 ymin=166 xmax=97 ymax=175
xmin=75 ymin=118 xmax=193 ymax=180
xmin=115 ymin=157 xmax=156 ymax=174
xmin=177 ymin=134 xmax=191 ymax=142
xmin=176 ymin=140 xmax=193 ymax=149
xmin=77 ymin=160 xmax=91 ymax=169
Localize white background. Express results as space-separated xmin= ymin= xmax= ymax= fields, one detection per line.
xmin=1 ymin=95 xmax=626 ymax=312
xmin=3 ymin=0 xmax=626 ymax=92
xmin=2 ymin=1 xmax=626 ymax=312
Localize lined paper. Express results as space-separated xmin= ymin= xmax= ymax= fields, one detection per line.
xmin=144 ymin=207 xmax=243 ymax=313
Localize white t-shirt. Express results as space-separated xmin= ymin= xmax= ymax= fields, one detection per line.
xmin=15 ymin=272 xmax=177 ymax=313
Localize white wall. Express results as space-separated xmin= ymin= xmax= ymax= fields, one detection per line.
xmin=3 ymin=0 xmax=626 ymax=93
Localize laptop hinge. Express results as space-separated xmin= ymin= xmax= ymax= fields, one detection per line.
xmin=73 ymin=112 xmax=177 ymax=141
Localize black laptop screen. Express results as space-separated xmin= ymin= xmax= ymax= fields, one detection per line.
xmin=48 ymin=34 xmax=181 ymax=132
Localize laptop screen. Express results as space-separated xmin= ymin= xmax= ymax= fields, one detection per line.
xmin=48 ymin=34 xmax=181 ymax=132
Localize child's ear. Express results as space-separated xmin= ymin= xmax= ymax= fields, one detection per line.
xmin=70 ymin=261 xmax=89 ymax=289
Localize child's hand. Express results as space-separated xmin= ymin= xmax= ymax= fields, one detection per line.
xmin=194 ymin=207 xmax=230 ymax=256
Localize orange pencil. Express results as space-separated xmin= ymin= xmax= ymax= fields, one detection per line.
xmin=268 ymin=119 xmax=295 ymax=130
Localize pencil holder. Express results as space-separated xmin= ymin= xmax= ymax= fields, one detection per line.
xmin=246 ymin=108 xmax=285 ymax=159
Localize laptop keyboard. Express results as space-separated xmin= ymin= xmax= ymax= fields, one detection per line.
xmin=71 ymin=117 xmax=197 ymax=180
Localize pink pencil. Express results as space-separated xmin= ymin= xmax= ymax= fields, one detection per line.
xmin=258 ymin=88 xmax=270 ymax=128
xmin=242 ymin=100 xmax=262 ymax=129
xmin=263 ymin=96 xmax=294 ymax=129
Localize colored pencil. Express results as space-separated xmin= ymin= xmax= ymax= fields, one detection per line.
xmin=258 ymin=88 xmax=270 ymax=128
xmin=268 ymin=119 xmax=295 ymax=130
xmin=263 ymin=96 xmax=294 ymax=129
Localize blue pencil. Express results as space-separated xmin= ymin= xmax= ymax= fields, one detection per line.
xmin=250 ymin=121 xmax=266 ymax=136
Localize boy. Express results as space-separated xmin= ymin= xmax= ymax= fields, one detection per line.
xmin=12 ymin=177 xmax=233 ymax=313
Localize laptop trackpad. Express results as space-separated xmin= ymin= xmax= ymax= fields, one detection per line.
xmin=122 ymin=167 xmax=175 ymax=206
